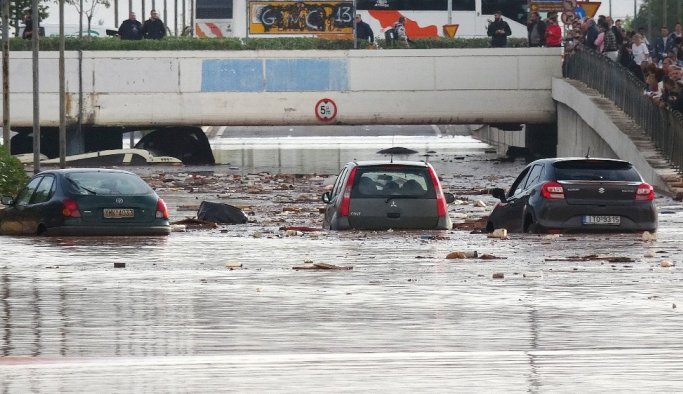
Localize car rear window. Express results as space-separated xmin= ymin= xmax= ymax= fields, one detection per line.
xmin=553 ymin=160 xmax=642 ymax=182
xmin=351 ymin=165 xmax=435 ymax=198
xmin=64 ymin=172 xmax=154 ymax=195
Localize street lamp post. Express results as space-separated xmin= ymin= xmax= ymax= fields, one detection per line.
xmin=59 ymin=0 xmax=65 ymax=168
xmin=609 ymin=0 xmax=612 ymax=18
xmin=352 ymin=0 xmax=356 ymax=49
xmin=2 ymin=0 xmax=11 ymax=152
xmin=164 ymin=0 xmax=168 ymax=35
xmin=190 ymin=0 xmax=194 ymax=37
xmin=79 ymin=0 xmax=83 ymax=38
xmin=634 ymin=0 xmax=637 ymax=21
xmin=32 ymin=0 xmax=40 ymax=173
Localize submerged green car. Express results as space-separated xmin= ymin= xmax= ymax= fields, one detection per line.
xmin=0 ymin=169 xmax=170 ymax=236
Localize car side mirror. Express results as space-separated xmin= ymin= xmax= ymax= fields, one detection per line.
xmin=1 ymin=196 xmax=14 ymax=206
xmin=444 ymin=192 xmax=455 ymax=204
xmin=490 ymin=188 xmax=507 ymax=202
xmin=321 ymin=191 xmax=332 ymax=204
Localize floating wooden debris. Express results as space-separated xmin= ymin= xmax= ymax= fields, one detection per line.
xmin=292 ymin=262 xmax=353 ymax=270
xmin=170 ymin=218 xmax=219 ymax=229
xmin=545 ymin=255 xmax=635 ymax=263
xmin=446 ymin=251 xmax=478 ymax=259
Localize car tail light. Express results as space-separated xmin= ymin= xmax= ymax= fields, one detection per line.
xmin=635 ymin=183 xmax=654 ymax=201
xmin=541 ymin=181 xmax=565 ymax=199
xmin=62 ymin=198 xmax=81 ymax=218
xmin=339 ymin=167 xmax=358 ymax=217
xmin=156 ymin=198 xmax=170 ymax=219
xmin=428 ymin=165 xmax=447 ymax=217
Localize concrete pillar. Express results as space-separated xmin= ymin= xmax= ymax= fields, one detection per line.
xmin=83 ymin=127 xmax=124 ymax=153
xmin=525 ymin=123 xmax=557 ymax=158
xmin=67 ymin=124 xmax=85 ymax=155
xmin=555 ymin=103 xmax=617 ymax=158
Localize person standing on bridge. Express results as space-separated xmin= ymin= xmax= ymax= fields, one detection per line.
xmin=526 ymin=11 xmax=546 ymax=47
xmin=581 ymin=17 xmax=599 ymax=51
xmin=142 ymin=9 xmax=167 ymax=39
xmin=118 ymin=12 xmax=143 ymax=40
xmin=632 ymin=34 xmax=650 ymax=67
xmin=21 ymin=9 xmax=36 ymax=39
xmin=354 ymin=14 xmax=374 ymax=48
xmin=545 ymin=15 xmax=562 ymax=47
xmin=655 ymin=27 xmax=673 ymax=65
xmin=487 ymin=11 xmax=511 ymax=48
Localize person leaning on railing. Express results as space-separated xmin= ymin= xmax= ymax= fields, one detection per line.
xmin=618 ymin=42 xmax=645 ymax=82
xmin=650 ymin=76 xmax=678 ymax=109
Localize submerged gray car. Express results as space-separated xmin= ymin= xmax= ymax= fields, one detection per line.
xmin=322 ymin=160 xmax=455 ymax=230
xmin=486 ymin=158 xmax=658 ymax=233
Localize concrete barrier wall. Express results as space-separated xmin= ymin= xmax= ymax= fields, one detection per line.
xmin=553 ymin=78 xmax=675 ymax=193
xmin=1 ymin=48 xmax=562 ymax=127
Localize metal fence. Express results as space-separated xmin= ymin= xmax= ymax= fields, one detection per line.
xmin=563 ymin=49 xmax=683 ymax=174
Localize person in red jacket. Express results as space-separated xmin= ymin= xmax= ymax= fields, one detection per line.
xmin=545 ymin=15 xmax=563 ymax=47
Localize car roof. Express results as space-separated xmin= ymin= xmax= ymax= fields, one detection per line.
xmin=530 ymin=157 xmax=632 ymax=166
xmin=349 ymin=160 xmax=431 ymax=168
xmin=36 ymin=168 xmax=137 ymax=176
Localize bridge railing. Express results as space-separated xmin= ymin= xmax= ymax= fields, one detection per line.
xmin=563 ymin=48 xmax=683 ymax=173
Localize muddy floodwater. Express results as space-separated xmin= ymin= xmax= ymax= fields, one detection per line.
xmin=2 ymin=135 xmax=683 ymax=392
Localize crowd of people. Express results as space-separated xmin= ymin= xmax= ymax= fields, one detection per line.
xmin=562 ymin=14 xmax=683 ymax=112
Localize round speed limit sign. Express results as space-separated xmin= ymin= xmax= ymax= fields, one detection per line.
xmin=315 ymin=98 xmax=337 ymax=122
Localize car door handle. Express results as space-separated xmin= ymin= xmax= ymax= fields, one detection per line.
xmin=387 ymin=213 xmax=400 ymax=219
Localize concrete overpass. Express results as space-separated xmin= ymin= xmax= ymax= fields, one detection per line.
xmin=2 ymin=47 xmax=681 ymax=195
xmin=1 ymin=48 xmax=561 ymax=127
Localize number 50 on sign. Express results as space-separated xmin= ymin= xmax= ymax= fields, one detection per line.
xmin=315 ymin=98 xmax=337 ymax=122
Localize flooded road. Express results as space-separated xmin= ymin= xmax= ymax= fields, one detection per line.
xmin=2 ymin=136 xmax=683 ymax=392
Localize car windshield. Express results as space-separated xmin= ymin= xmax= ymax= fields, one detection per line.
xmin=64 ymin=172 xmax=153 ymax=195
xmin=351 ymin=165 xmax=435 ymax=198
xmin=553 ymin=160 xmax=642 ymax=182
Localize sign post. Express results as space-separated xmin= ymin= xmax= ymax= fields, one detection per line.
xmin=315 ymin=98 xmax=338 ymax=122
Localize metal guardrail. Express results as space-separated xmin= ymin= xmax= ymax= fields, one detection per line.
xmin=563 ymin=49 xmax=683 ymax=174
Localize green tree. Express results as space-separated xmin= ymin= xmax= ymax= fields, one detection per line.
xmin=62 ymin=0 xmax=111 ymax=37
xmin=0 ymin=145 xmax=27 ymax=197
xmin=632 ymin=0 xmax=683 ymax=40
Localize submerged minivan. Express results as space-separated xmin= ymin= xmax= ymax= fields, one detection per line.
xmin=322 ymin=161 xmax=455 ymax=230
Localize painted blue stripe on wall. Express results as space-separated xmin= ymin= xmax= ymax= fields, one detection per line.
xmin=201 ymin=58 xmax=348 ymax=92
xmin=265 ymin=59 xmax=348 ymax=92
xmin=201 ymin=59 xmax=263 ymax=92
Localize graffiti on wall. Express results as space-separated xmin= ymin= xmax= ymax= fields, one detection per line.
xmin=249 ymin=1 xmax=354 ymax=35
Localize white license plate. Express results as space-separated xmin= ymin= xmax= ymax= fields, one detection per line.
xmin=582 ymin=215 xmax=620 ymax=225
xmin=103 ymin=208 xmax=135 ymax=219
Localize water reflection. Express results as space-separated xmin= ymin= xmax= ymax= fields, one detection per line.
xmin=2 ymin=137 xmax=683 ymax=391
xmin=212 ymin=135 xmax=489 ymax=174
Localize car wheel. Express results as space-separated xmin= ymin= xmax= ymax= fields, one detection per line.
xmin=36 ymin=224 xmax=48 ymax=236
xmin=486 ymin=221 xmax=494 ymax=233
xmin=523 ymin=214 xmax=540 ymax=234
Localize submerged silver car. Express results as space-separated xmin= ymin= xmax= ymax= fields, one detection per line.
xmin=322 ymin=160 xmax=455 ymax=230
xmin=486 ymin=158 xmax=658 ymax=233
